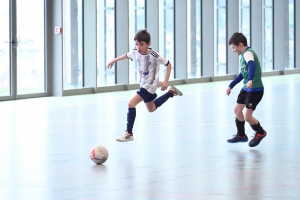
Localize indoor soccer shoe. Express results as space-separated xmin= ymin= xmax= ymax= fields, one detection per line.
xmin=249 ymin=131 xmax=267 ymax=147
xmin=116 ymin=131 xmax=134 ymax=142
xmin=168 ymin=85 xmax=183 ymax=96
xmin=227 ymin=134 xmax=248 ymax=143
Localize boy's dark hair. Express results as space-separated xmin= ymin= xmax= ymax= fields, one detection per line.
xmin=228 ymin=32 xmax=247 ymax=46
xmin=134 ymin=29 xmax=151 ymax=44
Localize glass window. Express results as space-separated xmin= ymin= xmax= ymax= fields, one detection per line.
xmin=187 ymin=0 xmax=201 ymax=78
xmin=286 ymin=0 xmax=294 ymax=69
xmin=264 ymin=0 xmax=272 ymax=7
xmin=215 ymin=0 xmax=226 ymax=76
xmin=17 ymin=0 xmax=45 ymax=94
xmin=241 ymin=0 xmax=250 ymax=6
xmin=217 ymin=0 xmax=226 ymax=7
xmin=0 ymin=0 xmax=10 ymax=96
xmin=159 ymin=0 xmax=174 ymax=81
xmin=240 ymin=0 xmax=250 ymax=45
xmin=97 ymin=0 xmax=115 ymax=86
xmin=129 ymin=0 xmax=145 ymax=84
xmin=63 ymin=0 xmax=83 ymax=89
xmin=263 ymin=0 xmax=273 ymax=71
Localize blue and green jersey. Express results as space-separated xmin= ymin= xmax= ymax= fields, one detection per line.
xmin=229 ymin=47 xmax=264 ymax=92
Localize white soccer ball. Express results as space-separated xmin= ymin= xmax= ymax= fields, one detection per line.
xmin=90 ymin=145 xmax=108 ymax=164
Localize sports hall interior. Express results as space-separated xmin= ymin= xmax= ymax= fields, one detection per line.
xmin=1 ymin=0 xmax=299 ymax=199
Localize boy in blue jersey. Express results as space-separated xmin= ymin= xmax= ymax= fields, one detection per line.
xmin=226 ymin=32 xmax=266 ymax=147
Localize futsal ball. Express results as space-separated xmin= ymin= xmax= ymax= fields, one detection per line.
xmin=90 ymin=145 xmax=108 ymax=164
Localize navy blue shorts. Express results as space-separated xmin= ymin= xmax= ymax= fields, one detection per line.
xmin=137 ymin=87 xmax=157 ymax=103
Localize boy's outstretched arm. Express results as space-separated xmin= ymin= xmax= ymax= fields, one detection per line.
xmin=229 ymin=73 xmax=243 ymax=89
xmin=160 ymin=62 xmax=171 ymax=91
xmin=107 ymin=54 xmax=127 ymax=69
xmin=226 ymin=73 xmax=243 ymax=96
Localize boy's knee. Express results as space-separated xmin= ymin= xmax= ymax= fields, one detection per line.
xmin=148 ymin=109 xmax=155 ymax=112
xmin=234 ymin=108 xmax=242 ymax=115
xmin=244 ymin=115 xmax=252 ymax=122
xmin=128 ymin=102 xmax=136 ymax=108
xmin=145 ymin=102 xmax=157 ymax=112
xmin=147 ymin=106 xmax=156 ymax=112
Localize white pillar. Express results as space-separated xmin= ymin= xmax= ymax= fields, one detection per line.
xmin=202 ymin=0 xmax=214 ymax=77
xmin=227 ymin=0 xmax=239 ymax=75
xmin=115 ymin=0 xmax=129 ymax=84
xmin=174 ymin=0 xmax=187 ymax=79
xmin=273 ymin=0 xmax=285 ymax=70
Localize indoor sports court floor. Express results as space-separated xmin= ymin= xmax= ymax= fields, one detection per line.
xmin=0 ymin=74 xmax=299 ymax=200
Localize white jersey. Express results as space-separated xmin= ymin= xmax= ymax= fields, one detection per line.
xmin=126 ymin=49 xmax=169 ymax=94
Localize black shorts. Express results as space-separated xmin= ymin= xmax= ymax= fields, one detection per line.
xmin=237 ymin=89 xmax=264 ymax=110
xmin=137 ymin=87 xmax=157 ymax=103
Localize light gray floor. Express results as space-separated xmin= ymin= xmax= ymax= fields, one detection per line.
xmin=0 ymin=74 xmax=300 ymax=200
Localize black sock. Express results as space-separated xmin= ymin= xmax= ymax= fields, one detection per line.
xmin=235 ymin=118 xmax=245 ymax=137
xmin=250 ymin=122 xmax=264 ymax=134
xmin=126 ymin=108 xmax=136 ymax=134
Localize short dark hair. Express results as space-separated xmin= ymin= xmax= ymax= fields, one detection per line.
xmin=228 ymin=32 xmax=247 ymax=46
xmin=134 ymin=29 xmax=151 ymax=43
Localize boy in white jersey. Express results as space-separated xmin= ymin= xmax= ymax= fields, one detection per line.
xmin=226 ymin=32 xmax=266 ymax=147
xmin=107 ymin=29 xmax=183 ymax=142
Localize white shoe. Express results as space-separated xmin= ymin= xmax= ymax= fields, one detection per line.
xmin=169 ymin=85 xmax=183 ymax=96
xmin=116 ymin=131 xmax=134 ymax=142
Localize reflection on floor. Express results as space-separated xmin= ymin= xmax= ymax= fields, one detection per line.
xmin=0 ymin=74 xmax=300 ymax=199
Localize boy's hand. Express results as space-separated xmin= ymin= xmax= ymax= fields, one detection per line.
xmin=107 ymin=61 xmax=115 ymax=69
xmin=160 ymin=81 xmax=168 ymax=91
xmin=226 ymin=87 xmax=231 ymax=96
xmin=247 ymin=80 xmax=253 ymax=89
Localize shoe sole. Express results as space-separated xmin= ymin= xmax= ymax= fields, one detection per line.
xmin=227 ymin=135 xmax=248 ymax=143
xmin=227 ymin=139 xmax=248 ymax=143
xmin=116 ymin=138 xmax=134 ymax=142
xmin=171 ymin=85 xmax=183 ymax=96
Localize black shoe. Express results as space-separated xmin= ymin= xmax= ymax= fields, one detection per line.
xmin=227 ymin=134 xmax=248 ymax=143
xmin=249 ymin=131 xmax=267 ymax=147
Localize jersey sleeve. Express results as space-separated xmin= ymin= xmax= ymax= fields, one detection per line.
xmin=126 ymin=51 xmax=136 ymax=61
xmin=243 ymin=51 xmax=256 ymax=81
xmin=228 ymin=73 xmax=243 ymax=89
xmin=156 ymin=54 xmax=169 ymax=66
xmin=243 ymin=51 xmax=254 ymax=62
